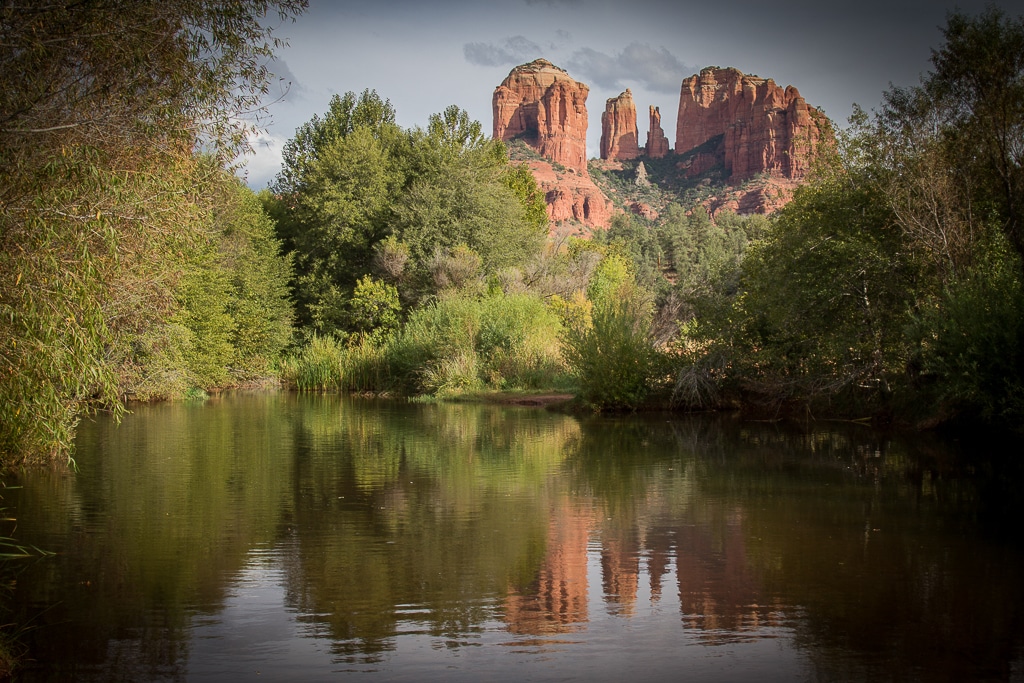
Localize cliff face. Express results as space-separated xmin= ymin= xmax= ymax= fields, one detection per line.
xmin=493 ymin=59 xmax=590 ymax=172
xmin=645 ymin=105 xmax=670 ymax=158
xmin=675 ymin=67 xmax=826 ymax=182
xmin=600 ymin=89 xmax=640 ymax=161
xmin=526 ymin=159 xmax=614 ymax=234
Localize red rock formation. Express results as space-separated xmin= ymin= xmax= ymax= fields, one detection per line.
xmin=600 ymin=89 xmax=640 ymax=161
xmin=493 ymin=59 xmax=590 ymax=172
xmin=526 ymin=159 xmax=614 ymax=235
xmin=645 ymin=105 xmax=670 ymax=158
xmin=675 ymin=67 xmax=827 ymax=182
xmin=630 ymin=202 xmax=659 ymax=221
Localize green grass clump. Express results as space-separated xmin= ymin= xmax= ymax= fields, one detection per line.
xmin=284 ymin=290 xmax=572 ymax=398
xmin=284 ymin=334 xmax=392 ymax=392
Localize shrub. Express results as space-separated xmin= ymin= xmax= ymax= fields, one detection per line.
xmin=563 ymin=282 xmax=657 ymax=410
xmin=913 ymin=240 xmax=1024 ymax=424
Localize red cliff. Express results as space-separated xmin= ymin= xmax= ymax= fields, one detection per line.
xmin=493 ymin=59 xmax=590 ymax=172
xmin=675 ymin=67 xmax=827 ymax=182
xmin=600 ymin=89 xmax=640 ymax=161
xmin=526 ymin=159 xmax=614 ymax=234
xmin=645 ymin=105 xmax=670 ymax=158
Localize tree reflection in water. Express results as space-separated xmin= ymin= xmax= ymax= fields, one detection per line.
xmin=2 ymin=396 xmax=1022 ymax=681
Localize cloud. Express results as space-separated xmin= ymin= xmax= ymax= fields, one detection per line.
xmin=235 ymin=130 xmax=286 ymax=189
xmin=463 ymin=35 xmax=543 ymax=67
xmin=550 ymin=29 xmax=572 ymax=50
xmin=267 ymin=58 xmax=308 ymax=101
xmin=567 ymin=43 xmax=693 ymax=93
xmin=524 ymin=0 xmax=582 ymax=5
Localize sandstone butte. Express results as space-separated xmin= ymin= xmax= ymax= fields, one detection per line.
xmin=494 ymin=59 xmax=613 ymax=232
xmin=600 ymin=89 xmax=640 ymax=161
xmin=645 ymin=105 xmax=670 ymax=158
xmin=675 ymin=67 xmax=827 ymax=183
xmin=493 ymin=58 xmax=590 ymax=172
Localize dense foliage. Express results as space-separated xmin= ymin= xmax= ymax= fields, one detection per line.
xmin=265 ymin=92 xmax=548 ymax=334
xmin=1 ymin=1 xmax=304 ymax=465
xmin=672 ymin=7 xmax=1024 ymax=428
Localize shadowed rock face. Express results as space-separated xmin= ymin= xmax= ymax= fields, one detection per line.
xmin=645 ymin=105 xmax=670 ymax=158
xmin=493 ymin=59 xmax=590 ymax=172
xmin=675 ymin=67 xmax=827 ymax=182
xmin=600 ymin=89 xmax=640 ymax=161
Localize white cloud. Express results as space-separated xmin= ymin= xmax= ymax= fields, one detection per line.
xmin=463 ymin=35 xmax=543 ymax=67
xmin=567 ymin=43 xmax=693 ymax=93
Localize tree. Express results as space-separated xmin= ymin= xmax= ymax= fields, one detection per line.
xmin=274 ymin=90 xmax=402 ymax=199
xmin=0 ymin=1 xmax=306 ymax=464
xmin=871 ymin=7 xmax=1024 ymax=271
xmin=270 ymin=100 xmax=547 ymax=333
xmin=928 ymin=7 xmax=1024 ymax=264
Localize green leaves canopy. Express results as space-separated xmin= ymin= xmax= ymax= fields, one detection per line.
xmin=269 ymin=96 xmax=548 ymax=335
xmin=1 ymin=1 xmax=304 ymax=464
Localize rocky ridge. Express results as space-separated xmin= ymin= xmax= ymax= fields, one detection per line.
xmin=675 ymin=67 xmax=826 ymax=182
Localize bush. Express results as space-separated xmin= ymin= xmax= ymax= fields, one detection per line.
xmin=563 ymin=282 xmax=657 ymax=410
xmin=384 ymin=290 xmax=569 ymax=395
xmin=913 ymin=240 xmax=1024 ymax=424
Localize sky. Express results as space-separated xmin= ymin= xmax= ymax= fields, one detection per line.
xmin=238 ymin=0 xmax=1019 ymax=188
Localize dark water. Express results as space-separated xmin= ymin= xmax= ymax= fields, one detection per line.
xmin=2 ymin=392 xmax=1023 ymax=682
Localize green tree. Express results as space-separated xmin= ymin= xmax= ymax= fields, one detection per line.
xmin=349 ymin=276 xmax=401 ymax=341
xmin=214 ymin=178 xmax=294 ymax=382
xmin=270 ymin=100 xmax=547 ymax=334
xmin=598 ymin=213 xmax=666 ymax=292
xmin=274 ymin=90 xmax=402 ymax=198
xmin=0 ymin=1 xmax=306 ymax=465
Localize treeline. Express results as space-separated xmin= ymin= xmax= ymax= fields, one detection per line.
xmin=4 ymin=4 xmax=1022 ymax=467
xmin=1 ymin=1 xmax=304 ymax=465
xmin=665 ymin=7 xmax=1024 ymax=427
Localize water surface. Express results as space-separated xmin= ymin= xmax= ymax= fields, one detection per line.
xmin=3 ymin=393 xmax=1023 ymax=681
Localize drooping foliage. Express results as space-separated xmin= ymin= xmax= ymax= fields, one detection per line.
xmin=0 ymin=1 xmax=305 ymax=465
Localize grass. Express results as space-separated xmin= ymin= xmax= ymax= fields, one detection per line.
xmin=282 ymin=291 xmax=576 ymax=400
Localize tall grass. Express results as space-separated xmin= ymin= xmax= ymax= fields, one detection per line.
xmin=284 ymin=290 xmax=572 ymax=397
xmin=282 ymin=334 xmax=391 ymax=392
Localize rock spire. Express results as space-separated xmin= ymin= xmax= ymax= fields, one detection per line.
xmin=600 ymin=89 xmax=640 ymax=161
xmin=645 ymin=105 xmax=670 ymax=158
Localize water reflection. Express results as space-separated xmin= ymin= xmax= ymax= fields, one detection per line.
xmin=1 ymin=395 xmax=1022 ymax=681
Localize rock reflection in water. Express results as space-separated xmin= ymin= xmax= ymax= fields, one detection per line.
xmin=504 ymin=501 xmax=593 ymax=635
xmin=2 ymin=396 xmax=1022 ymax=682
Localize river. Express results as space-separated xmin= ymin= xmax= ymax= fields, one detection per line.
xmin=2 ymin=392 xmax=1022 ymax=681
